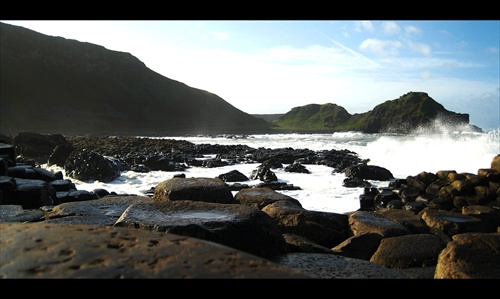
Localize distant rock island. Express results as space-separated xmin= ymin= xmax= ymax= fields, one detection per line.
xmin=0 ymin=22 xmax=481 ymax=136
xmin=270 ymin=91 xmax=481 ymax=134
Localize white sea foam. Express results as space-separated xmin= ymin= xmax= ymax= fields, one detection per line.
xmin=42 ymin=126 xmax=499 ymax=214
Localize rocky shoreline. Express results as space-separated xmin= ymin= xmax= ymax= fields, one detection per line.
xmin=1 ymin=132 xmax=499 ymax=279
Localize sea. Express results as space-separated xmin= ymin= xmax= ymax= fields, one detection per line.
xmin=42 ymin=124 xmax=500 ymax=214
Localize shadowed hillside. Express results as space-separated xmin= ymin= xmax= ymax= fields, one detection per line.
xmin=0 ymin=22 xmax=272 ymax=136
xmin=1 ymin=23 xmax=481 ymax=137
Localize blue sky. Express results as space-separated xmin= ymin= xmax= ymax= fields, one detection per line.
xmin=2 ymin=20 xmax=499 ymax=130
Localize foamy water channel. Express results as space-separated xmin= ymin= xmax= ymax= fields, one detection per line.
xmin=42 ymin=126 xmax=499 ymax=214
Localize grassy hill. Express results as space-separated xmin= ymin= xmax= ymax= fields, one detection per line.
xmin=0 ymin=22 xmax=479 ymax=137
xmin=272 ymin=92 xmax=479 ymax=133
xmin=251 ymin=114 xmax=284 ymax=123
xmin=0 ymin=22 xmax=272 ymax=136
xmin=271 ymin=103 xmax=351 ymax=132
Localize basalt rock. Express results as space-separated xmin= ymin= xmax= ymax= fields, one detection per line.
xmin=0 ymin=142 xmax=16 ymax=165
xmin=1 ymin=175 xmax=498 ymax=278
xmin=434 ymin=232 xmax=500 ymax=279
xmin=369 ymin=233 xmax=447 ymax=268
xmin=250 ymin=164 xmax=278 ymax=182
xmin=217 ymin=169 xmax=249 ymax=182
xmin=153 ymin=177 xmax=233 ymax=204
xmin=47 ymin=143 xmax=75 ymax=167
xmin=64 ymin=149 xmax=120 ymax=183
xmin=344 ymin=164 xmax=394 ymax=181
xmin=331 ymin=232 xmax=384 ymax=260
xmin=11 ymin=132 xmax=70 ymax=165
xmin=1 ymin=136 xmax=499 ymax=279
xmin=262 ymin=200 xmax=349 ymax=248
xmin=271 ymin=253 xmax=406 ymax=279
xmin=284 ymin=162 xmax=310 ymax=174
xmin=114 ymin=199 xmax=290 ymax=259
xmin=233 ymin=187 xmax=303 ymax=210
xmin=490 ymin=154 xmax=500 ymax=173
xmin=0 ymin=222 xmax=309 ymax=279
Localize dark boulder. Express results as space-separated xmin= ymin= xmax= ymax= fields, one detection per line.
xmin=250 ymin=165 xmax=278 ymax=182
xmin=114 ymin=199 xmax=290 ymax=259
xmin=343 ymin=177 xmax=372 ymax=188
xmin=331 ymin=232 xmax=383 ymax=260
xmin=348 ymin=211 xmax=412 ymax=238
xmin=491 ymin=154 xmax=500 ymax=173
xmin=64 ymin=149 xmax=120 ymax=183
xmin=217 ymin=169 xmax=249 ymax=182
xmin=284 ymin=162 xmax=310 ymax=173
xmin=0 ymin=143 xmax=16 ymax=165
xmin=262 ymin=201 xmax=349 ymax=248
xmin=143 ymin=155 xmax=187 ymax=171
xmin=344 ymin=164 xmax=393 ymax=181
xmin=12 ymin=132 xmax=70 ymax=164
xmin=153 ymin=177 xmax=233 ymax=204
xmin=0 ymin=222 xmax=308 ymax=278
xmin=234 ymin=187 xmax=303 ymax=210
xmin=13 ymin=181 xmax=55 ymax=209
xmin=370 ymin=233 xmax=446 ymax=268
xmin=47 ymin=143 xmax=75 ymax=167
xmin=374 ymin=188 xmax=401 ymax=209
xmin=435 ymin=232 xmax=500 ymax=279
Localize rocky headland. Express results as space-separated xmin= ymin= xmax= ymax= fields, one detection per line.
xmin=0 ymin=132 xmax=499 ymax=279
xmin=1 ymin=23 xmax=482 ymax=137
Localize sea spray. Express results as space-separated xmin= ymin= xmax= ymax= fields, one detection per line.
xmin=356 ymin=121 xmax=499 ymax=179
xmin=42 ymin=129 xmax=499 ymax=214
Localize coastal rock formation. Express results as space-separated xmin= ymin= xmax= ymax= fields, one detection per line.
xmin=64 ymin=149 xmax=121 ymax=183
xmin=2 ymin=164 xmax=499 ymax=278
xmin=1 ymin=133 xmax=498 ymax=278
xmin=153 ymin=177 xmax=234 ymax=204
xmin=434 ymin=232 xmax=500 ymax=279
xmin=0 ymin=22 xmax=481 ymax=137
xmin=0 ymin=222 xmax=310 ymax=279
xmin=272 ymin=92 xmax=481 ymax=134
xmin=11 ymin=132 xmax=70 ymax=164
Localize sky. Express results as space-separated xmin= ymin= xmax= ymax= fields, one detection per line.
xmin=2 ymin=20 xmax=500 ymax=131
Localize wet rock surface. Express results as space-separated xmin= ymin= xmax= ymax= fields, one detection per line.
xmin=114 ymin=199 xmax=290 ymax=259
xmin=153 ymin=177 xmax=234 ymax=204
xmin=272 ymin=253 xmax=406 ymax=279
xmin=434 ymin=232 xmax=500 ymax=279
xmin=0 ymin=222 xmax=310 ymax=279
xmin=1 ymin=133 xmax=499 ymax=279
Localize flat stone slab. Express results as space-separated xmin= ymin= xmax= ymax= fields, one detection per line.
xmin=114 ymin=200 xmax=289 ymax=258
xmin=272 ymin=253 xmax=407 ymax=279
xmin=42 ymin=196 xmax=153 ymax=225
xmin=153 ymin=177 xmax=233 ymax=204
xmin=0 ymin=205 xmax=45 ymax=222
xmin=0 ymin=222 xmax=311 ymax=279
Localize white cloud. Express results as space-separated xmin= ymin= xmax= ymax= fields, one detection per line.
xmin=404 ymin=25 xmax=422 ymax=36
xmin=406 ymin=41 xmax=432 ymax=56
xmin=359 ymin=38 xmax=403 ymax=57
xmin=140 ymin=40 xmax=495 ymax=118
xmin=375 ymin=56 xmax=480 ymax=73
xmin=5 ymin=20 xmax=497 ymax=129
xmin=382 ymin=21 xmax=401 ymax=35
xmin=354 ymin=21 xmax=375 ymax=32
